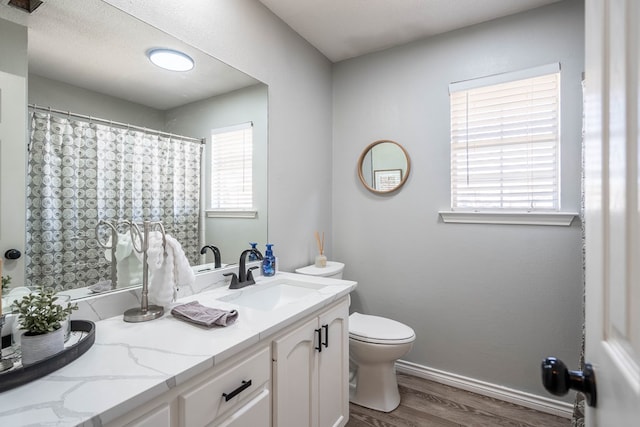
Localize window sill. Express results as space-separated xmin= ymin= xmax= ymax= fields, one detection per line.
xmin=438 ymin=211 xmax=579 ymax=226
xmin=206 ymin=210 xmax=257 ymax=219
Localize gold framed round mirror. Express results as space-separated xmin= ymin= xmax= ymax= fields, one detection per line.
xmin=357 ymin=140 xmax=411 ymax=194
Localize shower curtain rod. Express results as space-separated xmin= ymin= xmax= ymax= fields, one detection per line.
xmin=28 ymin=104 xmax=205 ymax=145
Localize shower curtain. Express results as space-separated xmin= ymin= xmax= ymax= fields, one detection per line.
xmin=26 ymin=111 xmax=202 ymax=291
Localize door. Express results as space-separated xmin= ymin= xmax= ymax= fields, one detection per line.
xmin=584 ymin=0 xmax=640 ymax=425
xmin=0 ymin=71 xmax=26 ymax=286
xmin=273 ymin=317 xmax=319 ymax=427
xmin=318 ymin=301 xmax=349 ymax=427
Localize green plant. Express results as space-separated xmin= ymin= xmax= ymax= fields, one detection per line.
xmin=12 ymin=287 xmax=78 ymax=335
xmin=1 ymin=275 xmax=10 ymax=293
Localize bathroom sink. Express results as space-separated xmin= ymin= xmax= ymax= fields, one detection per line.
xmin=217 ymin=280 xmax=326 ymax=311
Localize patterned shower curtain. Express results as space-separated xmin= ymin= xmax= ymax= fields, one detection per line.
xmin=26 ymin=111 xmax=202 ymax=291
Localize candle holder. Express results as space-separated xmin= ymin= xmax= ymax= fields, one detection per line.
xmin=0 ymin=314 xmax=14 ymax=372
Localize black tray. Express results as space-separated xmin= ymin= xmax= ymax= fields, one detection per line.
xmin=0 ymin=320 xmax=95 ymax=393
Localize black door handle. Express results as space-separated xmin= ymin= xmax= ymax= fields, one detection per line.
xmin=322 ymin=324 xmax=329 ymax=348
xmin=4 ymin=249 xmax=21 ymax=260
xmin=315 ymin=328 xmax=322 ymax=352
xmin=541 ymin=357 xmax=597 ymax=407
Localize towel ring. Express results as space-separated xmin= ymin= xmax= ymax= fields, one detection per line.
xmin=129 ymin=220 xmax=166 ymax=254
xmin=95 ymin=219 xmax=118 ymax=249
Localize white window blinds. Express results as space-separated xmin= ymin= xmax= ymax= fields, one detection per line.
xmin=210 ymin=122 xmax=253 ymax=210
xmin=449 ymin=64 xmax=560 ymax=211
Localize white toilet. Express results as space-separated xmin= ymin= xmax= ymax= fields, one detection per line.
xmin=295 ymin=261 xmax=416 ymax=413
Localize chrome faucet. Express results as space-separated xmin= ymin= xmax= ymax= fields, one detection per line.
xmin=200 ymin=245 xmax=221 ymax=268
xmin=224 ymin=248 xmax=263 ymax=289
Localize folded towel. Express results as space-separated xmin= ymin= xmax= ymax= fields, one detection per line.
xmin=88 ymin=280 xmax=112 ymax=293
xmin=171 ymin=301 xmax=238 ymax=328
xmin=136 ymin=231 xmax=196 ymax=306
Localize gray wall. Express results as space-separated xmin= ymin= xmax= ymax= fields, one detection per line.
xmin=166 ymin=84 xmax=269 ymax=264
xmin=0 ymin=17 xmax=27 ymax=77
xmin=28 ymin=74 xmax=166 ymax=130
xmin=332 ymin=0 xmax=584 ymax=399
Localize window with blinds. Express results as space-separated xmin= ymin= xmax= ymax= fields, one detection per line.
xmin=449 ymin=64 xmax=560 ymax=211
xmin=210 ymin=122 xmax=253 ymax=211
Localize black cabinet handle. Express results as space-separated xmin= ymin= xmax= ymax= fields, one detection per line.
xmin=222 ymin=379 xmax=252 ymax=402
xmin=541 ymin=357 xmax=597 ymax=407
xmin=322 ymin=324 xmax=329 ymax=348
xmin=315 ymin=328 xmax=322 ymax=352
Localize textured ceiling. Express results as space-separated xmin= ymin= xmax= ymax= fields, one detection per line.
xmin=0 ymin=0 xmax=565 ymax=108
xmin=257 ymin=0 xmax=564 ymax=62
xmin=0 ymin=0 xmax=259 ymax=110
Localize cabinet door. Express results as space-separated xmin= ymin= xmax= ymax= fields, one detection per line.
xmin=318 ymin=301 xmax=349 ymax=427
xmin=273 ymin=317 xmax=319 ymax=427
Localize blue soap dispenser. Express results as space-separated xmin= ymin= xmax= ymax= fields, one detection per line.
xmin=262 ymin=244 xmax=276 ymax=277
xmin=248 ymin=242 xmax=260 ymax=261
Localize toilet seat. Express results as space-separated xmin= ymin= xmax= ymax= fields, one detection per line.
xmin=349 ymin=312 xmax=415 ymax=345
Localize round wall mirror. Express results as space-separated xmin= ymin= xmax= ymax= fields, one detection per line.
xmin=358 ymin=140 xmax=411 ymax=194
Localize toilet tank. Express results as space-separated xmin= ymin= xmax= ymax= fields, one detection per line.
xmin=295 ymin=261 xmax=344 ymax=279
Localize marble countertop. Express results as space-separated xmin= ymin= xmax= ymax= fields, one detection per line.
xmin=0 ymin=272 xmax=357 ymax=427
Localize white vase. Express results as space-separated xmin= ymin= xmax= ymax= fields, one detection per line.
xmin=20 ymin=327 xmax=65 ymax=366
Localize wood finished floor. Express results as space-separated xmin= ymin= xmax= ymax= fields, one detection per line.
xmin=346 ymin=373 xmax=571 ymax=427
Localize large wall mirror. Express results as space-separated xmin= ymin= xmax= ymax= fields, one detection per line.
xmin=0 ymin=0 xmax=268 ymax=297
xmin=358 ymin=140 xmax=411 ymax=194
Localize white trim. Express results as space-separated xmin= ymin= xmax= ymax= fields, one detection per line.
xmin=395 ymin=360 xmax=573 ymax=419
xmin=449 ymin=62 xmax=560 ymax=93
xmin=439 ymin=211 xmax=578 ymax=226
xmin=206 ymin=210 xmax=257 ymax=219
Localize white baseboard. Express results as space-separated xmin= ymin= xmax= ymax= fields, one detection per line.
xmin=395 ymin=360 xmax=573 ymax=419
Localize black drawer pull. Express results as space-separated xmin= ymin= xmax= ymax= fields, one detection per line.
xmin=222 ymin=379 xmax=252 ymax=402
xmin=315 ymin=328 xmax=322 ymax=352
xmin=322 ymin=324 xmax=329 ymax=348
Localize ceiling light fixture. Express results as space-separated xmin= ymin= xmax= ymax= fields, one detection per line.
xmin=147 ymin=48 xmax=194 ymax=72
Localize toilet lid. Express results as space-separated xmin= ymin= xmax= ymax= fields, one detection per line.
xmin=295 ymin=261 xmax=344 ymax=277
xmin=349 ymin=312 xmax=415 ymax=344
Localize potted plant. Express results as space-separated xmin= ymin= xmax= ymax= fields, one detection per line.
xmin=12 ymin=287 xmax=78 ymax=365
xmin=1 ymin=274 xmax=11 ymax=336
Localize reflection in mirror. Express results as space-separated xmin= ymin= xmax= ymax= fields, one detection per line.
xmin=0 ymin=0 xmax=268 ymax=297
xmin=358 ymin=140 xmax=411 ymax=193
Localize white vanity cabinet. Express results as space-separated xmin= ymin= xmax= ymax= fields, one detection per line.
xmin=103 ymin=295 xmax=351 ymax=427
xmin=105 ymin=344 xmax=271 ymax=427
xmin=272 ymin=298 xmax=350 ymax=427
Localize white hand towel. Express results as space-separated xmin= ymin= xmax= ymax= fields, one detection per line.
xmin=116 ymin=253 xmax=143 ymax=287
xmin=137 ymin=231 xmax=195 ymax=307
xmin=115 ymin=232 xmax=133 ymax=261
xmin=103 ymin=232 xmax=134 ymax=262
